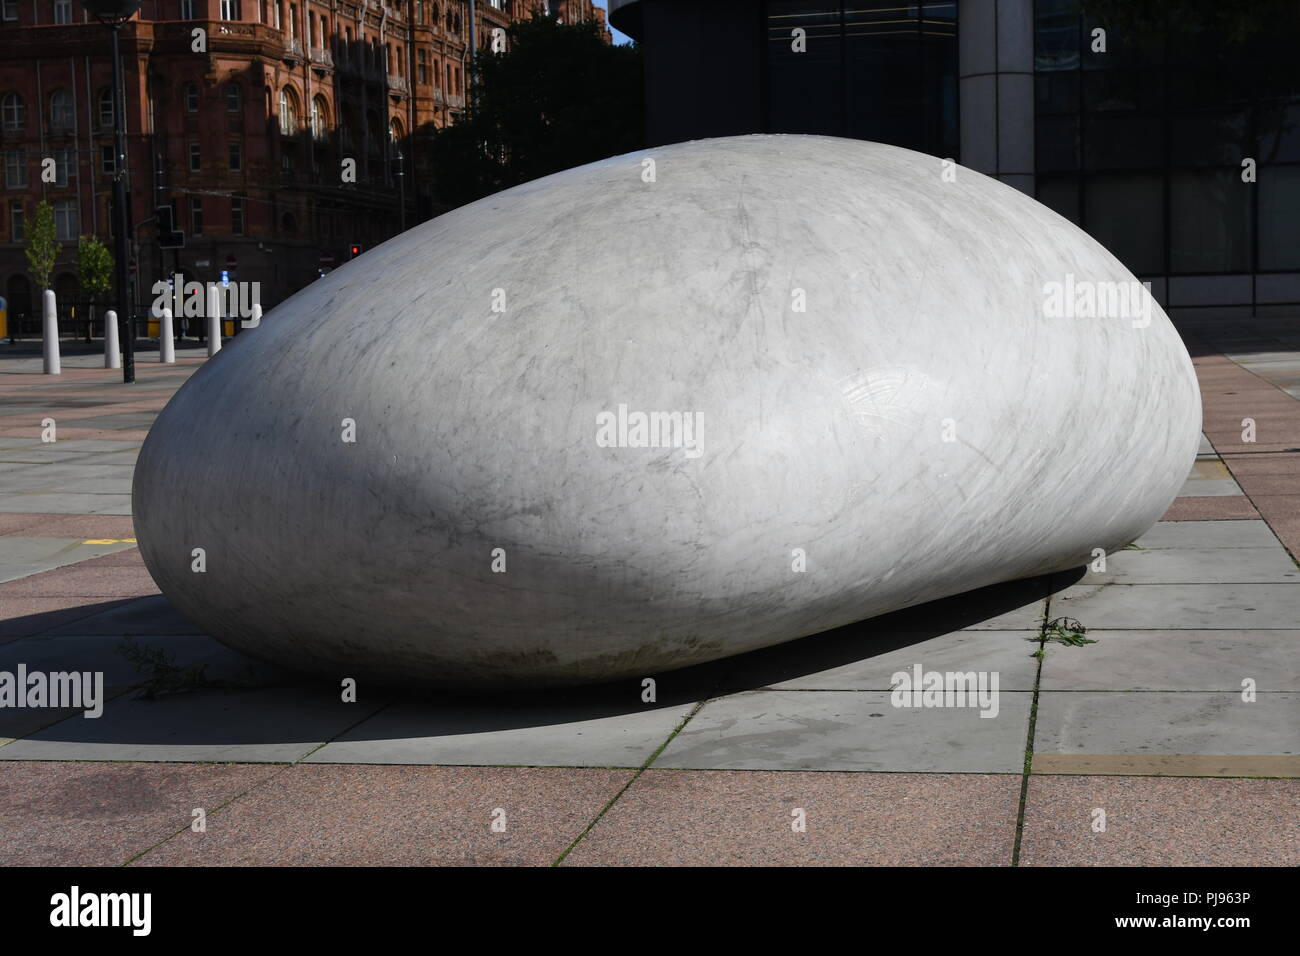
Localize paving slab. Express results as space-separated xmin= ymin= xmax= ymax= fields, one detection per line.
xmin=1051 ymin=582 xmax=1300 ymax=629
xmin=654 ymin=689 xmax=1032 ymax=772
xmin=1131 ymin=519 xmax=1282 ymax=549
xmin=1019 ymin=775 xmax=1300 ymax=866
xmin=0 ymin=536 xmax=138 ymax=583
xmin=564 ymin=769 xmax=1021 ymax=866
xmin=0 ymin=492 xmax=134 ymax=515
xmin=37 ymin=593 xmax=204 ymax=636
xmin=0 ymin=684 xmax=389 ymax=763
xmin=0 ymin=761 xmax=279 ymax=867
xmin=135 ymin=764 xmax=635 ymax=866
xmin=1033 ymin=691 xmax=1300 ymax=761
xmin=723 ymin=629 xmax=1041 ymax=691
xmin=1160 ymin=495 xmax=1260 ymax=520
xmin=305 ymin=693 xmax=697 ymax=768
xmin=1039 ymin=629 xmax=1300 ymax=692
xmin=1081 ymin=546 xmax=1298 ymax=585
xmin=1175 ymin=477 xmax=1244 ymax=497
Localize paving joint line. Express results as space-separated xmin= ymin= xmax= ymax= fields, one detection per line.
xmin=551 ymin=696 xmax=712 ymax=867
xmin=120 ymin=697 xmax=397 ymax=865
xmin=1010 ymin=580 xmax=1053 ymax=867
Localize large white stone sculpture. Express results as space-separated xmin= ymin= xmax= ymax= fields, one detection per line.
xmin=133 ymin=135 xmax=1201 ymax=688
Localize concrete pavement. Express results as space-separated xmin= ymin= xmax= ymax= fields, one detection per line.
xmin=0 ymin=327 xmax=1296 ymax=866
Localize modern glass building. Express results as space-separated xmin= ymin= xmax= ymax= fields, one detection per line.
xmin=609 ymin=0 xmax=1300 ymax=316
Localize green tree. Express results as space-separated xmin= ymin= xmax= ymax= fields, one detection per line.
xmin=428 ymin=14 xmax=643 ymax=208
xmin=24 ymin=200 xmax=57 ymax=291
xmin=77 ymin=235 xmax=114 ymax=304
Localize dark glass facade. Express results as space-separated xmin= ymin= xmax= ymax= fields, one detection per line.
xmin=1034 ymin=0 xmax=1300 ymax=278
xmin=765 ymin=2 xmax=959 ymax=157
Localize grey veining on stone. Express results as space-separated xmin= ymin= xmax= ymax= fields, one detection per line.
xmin=132 ymin=134 xmax=1202 ymax=688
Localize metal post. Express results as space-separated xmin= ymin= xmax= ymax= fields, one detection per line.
xmin=110 ymin=22 xmax=134 ymax=384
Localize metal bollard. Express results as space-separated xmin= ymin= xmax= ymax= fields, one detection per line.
xmin=206 ymin=283 xmax=221 ymax=357
xmin=42 ymin=290 xmax=60 ymax=374
xmin=104 ymin=309 xmax=121 ymax=369
xmin=160 ymin=307 xmax=175 ymax=364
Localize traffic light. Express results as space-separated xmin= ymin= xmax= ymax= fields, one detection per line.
xmin=349 ymin=244 xmax=363 ymax=259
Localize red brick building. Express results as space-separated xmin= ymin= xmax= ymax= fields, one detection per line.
xmin=0 ymin=0 xmax=609 ymax=325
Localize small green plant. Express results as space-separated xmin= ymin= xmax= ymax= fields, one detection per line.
xmin=1028 ymin=616 xmax=1097 ymax=658
xmin=116 ymin=637 xmax=211 ymax=699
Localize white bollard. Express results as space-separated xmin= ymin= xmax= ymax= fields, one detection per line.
xmin=206 ymin=283 xmax=221 ymax=356
xmin=160 ymin=307 xmax=175 ymax=364
xmin=42 ymin=289 xmax=60 ymax=375
xmin=104 ymin=309 xmax=121 ymax=369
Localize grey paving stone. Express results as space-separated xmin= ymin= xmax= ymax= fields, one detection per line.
xmin=1081 ymin=547 xmax=1299 ymax=585
xmin=1175 ymin=477 xmax=1244 ymax=497
xmin=0 ymin=493 xmax=133 ymax=515
xmin=1051 ymin=583 xmax=1300 ymax=629
xmin=40 ymin=594 xmax=204 ymax=636
xmin=654 ymin=689 xmax=1032 ymax=772
xmin=1034 ymin=691 xmax=1300 ymax=756
xmin=0 ymin=537 xmax=137 ymax=583
xmin=1197 ymin=434 xmax=1216 ymax=457
xmin=725 ymin=629 xmax=1041 ymax=691
xmin=305 ymin=694 xmax=697 ymax=768
xmin=1039 ymin=630 xmax=1300 ymax=691
xmin=0 ymin=633 xmax=225 ymax=739
xmin=0 ymin=684 xmax=387 ymax=763
xmin=1132 ymin=520 xmax=1283 ymax=550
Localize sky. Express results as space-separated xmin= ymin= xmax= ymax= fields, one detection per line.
xmin=591 ymin=0 xmax=634 ymax=45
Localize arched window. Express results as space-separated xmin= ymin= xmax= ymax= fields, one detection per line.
xmin=98 ymin=88 xmax=114 ymax=129
xmin=389 ymin=117 xmax=403 ymax=142
xmin=184 ymin=83 xmax=199 ymax=112
xmin=225 ymin=83 xmax=241 ymax=113
xmin=279 ymin=87 xmax=299 ymax=135
xmin=1 ymin=92 xmax=24 ymax=133
xmin=49 ymin=90 xmax=73 ymax=132
xmin=310 ymin=96 xmax=328 ymax=140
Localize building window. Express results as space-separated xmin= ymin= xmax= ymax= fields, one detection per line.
xmin=53 ymin=0 xmax=72 ymax=24
xmin=3 ymin=150 xmax=25 ymax=188
xmin=190 ymin=197 xmax=203 ymax=236
xmin=181 ymin=0 xmax=194 ymax=18
xmin=53 ymin=199 xmax=77 ymax=240
xmin=1 ymin=92 xmax=23 ymax=132
xmin=53 ymin=148 xmax=73 ymax=186
xmin=272 ymin=0 xmax=280 ymax=28
xmin=417 ymin=50 xmax=427 ymax=84
xmin=100 ymin=144 xmax=115 ymax=174
xmin=184 ymin=83 xmax=199 ymax=112
xmin=231 ymin=195 xmax=245 ymax=235
xmin=2 ymin=0 xmax=17 ymax=21
xmin=225 ymin=83 xmax=241 ymax=113
xmin=289 ymin=2 xmax=298 ymax=39
xmin=188 ymin=142 xmax=201 ymax=172
xmin=49 ymin=90 xmax=74 ymax=132
xmin=310 ymin=96 xmax=326 ymax=139
xmin=228 ymin=141 xmax=242 ymax=170
xmin=220 ymin=0 xmax=240 ymax=19
xmin=98 ymin=88 xmax=114 ymax=128
xmin=9 ymin=201 xmax=22 ymax=241
xmin=279 ymin=88 xmax=298 ymax=134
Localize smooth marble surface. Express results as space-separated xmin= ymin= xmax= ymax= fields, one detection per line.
xmin=132 ymin=134 xmax=1201 ymax=687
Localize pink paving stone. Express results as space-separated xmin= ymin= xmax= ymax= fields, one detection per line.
xmin=1160 ymin=496 xmax=1259 ymax=521
xmin=1 ymin=559 xmax=158 ymax=599
xmin=1223 ymin=454 xmax=1300 ymax=477
xmin=1019 ymin=776 xmax=1300 ymax=866
xmin=563 ymin=770 xmax=1021 ymax=866
xmin=0 ymin=761 xmax=279 ymax=866
xmin=0 ymin=428 xmax=151 ymax=442
xmin=0 ymin=514 xmax=136 ymax=539
xmin=135 ymin=764 xmax=635 ymax=866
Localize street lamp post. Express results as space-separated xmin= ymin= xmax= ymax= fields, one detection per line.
xmin=396 ymin=149 xmax=405 ymax=232
xmin=83 ymin=0 xmax=142 ymax=384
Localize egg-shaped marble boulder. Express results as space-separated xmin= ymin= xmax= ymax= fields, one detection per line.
xmin=133 ymin=134 xmax=1201 ymax=689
